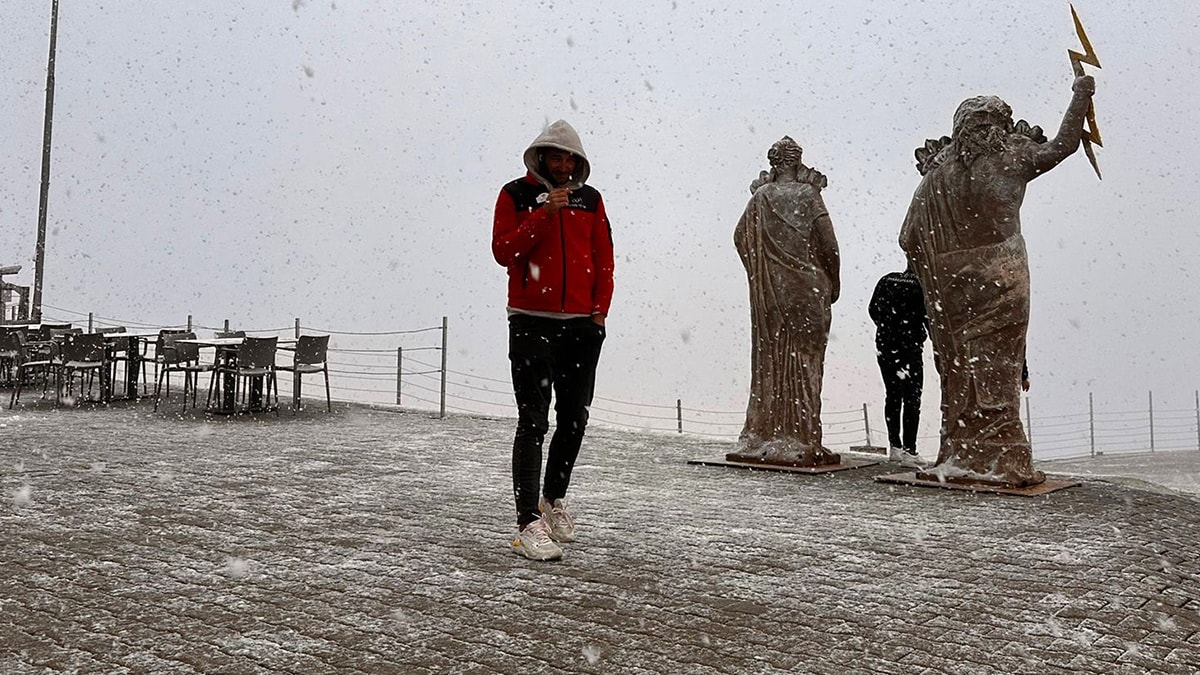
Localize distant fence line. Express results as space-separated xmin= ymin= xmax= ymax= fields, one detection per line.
xmin=33 ymin=304 xmax=1200 ymax=461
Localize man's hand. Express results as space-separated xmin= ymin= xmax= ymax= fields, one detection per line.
xmin=1072 ymin=75 xmax=1095 ymax=96
xmin=544 ymin=188 xmax=571 ymax=214
xmin=591 ymin=314 xmax=605 ymax=327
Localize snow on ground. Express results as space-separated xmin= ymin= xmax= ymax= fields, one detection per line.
xmin=1 ymin=401 xmax=1198 ymax=673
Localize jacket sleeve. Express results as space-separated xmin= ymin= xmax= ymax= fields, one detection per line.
xmin=868 ymin=277 xmax=887 ymax=325
xmin=491 ymin=188 xmax=555 ymax=266
xmin=590 ymin=196 xmax=615 ymax=316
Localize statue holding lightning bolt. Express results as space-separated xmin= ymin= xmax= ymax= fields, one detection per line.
xmin=897 ymin=8 xmax=1099 ymax=487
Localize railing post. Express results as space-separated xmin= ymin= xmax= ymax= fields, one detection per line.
xmin=1025 ymin=396 xmax=1032 ymax=446
xmin=1195 ymin=390 xmax=1199 ymax=452
xmin=88 ymin=312 xmax=93 ymax=332
xmin=187 ymin=314 xmax=193 ymax=332
xmin=862 ymin=403 xmax=871 ymax=446
xmin=1149 ymin=390 xmax=1155 ymax=452
xmin=1089 ymin=392 xmax=1095 ymax=457
xmin=396 ymin=347 xmax=403 ymax=405
xmin=676 ymin=399 xmax=682 ymax=433
xmin=293 ymin=317 xmax=301 ymax=409
xmin=223 ymin=318 xmax=230 ymax=333
xmin=439 ymin=316 xmax=448 ymax=419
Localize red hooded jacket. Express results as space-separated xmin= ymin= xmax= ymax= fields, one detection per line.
xmin=492 ymin=121 xmax=614 ymax=317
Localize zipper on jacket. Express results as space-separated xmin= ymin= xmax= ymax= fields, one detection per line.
xmin=559 ymin=210 xmax=568 ymax=310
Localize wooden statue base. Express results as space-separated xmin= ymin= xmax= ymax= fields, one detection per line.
xmin=848 ymin=445 xmax=888 ymax=456
xmin=874 ymin=471 xmax=1081 ymax=496
xmin=687 ymin=456 xmax=879 ymax=475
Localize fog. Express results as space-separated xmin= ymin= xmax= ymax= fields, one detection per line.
xmin=2 ymin=1 xmax=1197 ymax=450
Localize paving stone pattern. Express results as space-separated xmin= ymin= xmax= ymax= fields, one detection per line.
xmin=1 ymin=400 xmax=1199 ymax=673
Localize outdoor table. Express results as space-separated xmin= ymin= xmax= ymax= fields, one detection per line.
xmin=102 ymin=331 xmax=160 ymax=401
xmin=175 ymin=337 xmax=293 ymax=414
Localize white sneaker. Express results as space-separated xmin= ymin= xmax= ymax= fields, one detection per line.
xmin=539 ymin=497 xmax=575 ymax=543
xmin=898 ymin=449 xmax=929 ymax=468
xmin=512 ymin=518 xmax=563 ymax=561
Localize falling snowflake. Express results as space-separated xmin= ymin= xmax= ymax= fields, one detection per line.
xmin=582 ymin=645 xmax=601 ymax=665
xmin=223 ymin=557 xmax=251 ymax=578
xmin=13 ymin=484 xmax=32 ymax=507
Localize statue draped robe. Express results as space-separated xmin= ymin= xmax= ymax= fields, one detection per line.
xmin=900 ymin=154 xmax=1040 ymax=485
xmin=734 ymin=177 xmax=840 ymax=465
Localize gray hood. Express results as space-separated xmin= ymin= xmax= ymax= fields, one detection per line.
xmin=522 ymin=119 xmax=590 ymax=190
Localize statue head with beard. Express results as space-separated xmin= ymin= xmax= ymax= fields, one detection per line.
xmin=951 ymin=96 xmax=1013 ymax=166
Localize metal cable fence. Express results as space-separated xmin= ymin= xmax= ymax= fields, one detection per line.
xmin=29 ymin=304 xmax=1200 ymax=460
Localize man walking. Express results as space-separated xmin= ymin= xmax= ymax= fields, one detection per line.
xmin=868 ymin=263 xmax=928 ymax=466
xmin=491 ymin=120 xmax=614 ymax=561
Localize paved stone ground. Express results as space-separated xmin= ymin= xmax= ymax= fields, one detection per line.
xmin=1 ymin=396 xmax=1199 ymax=674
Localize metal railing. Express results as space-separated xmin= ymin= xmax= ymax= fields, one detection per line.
xmin=31 ymin=303 xmax=1200 ymax=461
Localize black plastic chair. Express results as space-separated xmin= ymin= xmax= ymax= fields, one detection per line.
xmin=153 ymin=332 xmax=216 ymax=412
xmin=277 ymin=335 xmax=331 ymax=412
xmin=57 ymin=333 xmax=107 ymax=404
xmin=142 ymin=329 xmax=192 ymax=395
xmin=210 ymin=336 xmax=278 ymax=414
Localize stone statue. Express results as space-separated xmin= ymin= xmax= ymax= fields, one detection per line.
xmin=730 ymin=136 xmax=841 ymax=466
xmin=899 ymin=75 xmax=1096 ymax=486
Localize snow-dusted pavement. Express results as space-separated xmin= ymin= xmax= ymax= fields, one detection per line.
xmin=2 ymin=399 xmax=1198 ymax=674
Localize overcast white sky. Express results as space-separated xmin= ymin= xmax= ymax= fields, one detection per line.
xmin=2 ymin=1 xmax=1198 ymax=445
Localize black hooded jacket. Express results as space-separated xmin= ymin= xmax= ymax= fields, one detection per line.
xmin=868 ymin=269 xmax=928 ymax=353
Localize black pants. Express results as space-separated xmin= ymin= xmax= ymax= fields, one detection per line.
xmin=509 ymin=314 xmax=606 ymax=528
xmin=877 ymin=348 xmax=923 ymax=452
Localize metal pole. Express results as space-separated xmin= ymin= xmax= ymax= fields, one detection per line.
xmin=223 ymin=318 xmax=230 ymax=334
xmin=31 ymin=0 xmax=60 ymax=323
xmin=292 ymin=317 xmax=301 ymax=409
xmin=439 ymin=316 xmax=448 ymax=419
xmin=1089 ymin=392 xmax=1095 ymax=457
xmin=1195 ymin=390 xmax=1199 ymax=452
xmin=676 ymin=399 xmax=682 ymax=433
xmin=1149 ymin=390 xmax=1155 ymax=452
xmin=862 ymin=403 xmax=871 ymax=446
xmin=87 ymin=312 xmax=93 ymax=333
xmin=1025 ymin=396 xmax=1032 ymax=445
xmin=186 ymin=314 xmax=193 ymax=332
xmin=396 ymin=347 xmax=403 ymax=405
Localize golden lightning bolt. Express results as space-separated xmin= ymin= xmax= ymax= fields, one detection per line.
xmin=1068 ymin=3 xmax=1102 ymax=179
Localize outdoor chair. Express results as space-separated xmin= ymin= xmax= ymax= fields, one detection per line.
xmin=210 ymin=335 xmax=278 ymax=415
xmin=32 ymin=323 xmax=71 ymax=342
xmin=0 ymin=326 xmax=25 ymax=384
xmin=277 ymin=334 xmax=331 ymax=412
xmin=96 ymin=327 xmax=131 ymax=392
xmin=56 ymin=332 xmax=107 ymax=404
xmin=152 ymin=331 xmax=215 ymax=412
xmin=7 ymin=331 xmax=58 ymax=408
xmin=142 ymin=329 xmax=192 ymax=395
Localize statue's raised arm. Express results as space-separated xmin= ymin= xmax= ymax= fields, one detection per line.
xmin=1029 ymin=75 xmax=1095 ymax=177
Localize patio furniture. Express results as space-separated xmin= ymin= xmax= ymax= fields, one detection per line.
xmin=142 ymin=329 xmax=192 ymax=395
xmin=209 ymin=335 xmax=278 ymax=415
xmin=152 ymin=331 xmax=216 ymax=412
xmin=277 ymin=334 xmax=331 ymax=412
xmin=0 ymin=326 xmax=26 ymax=384
xmin=57 ymin=333 xmax=108 ymax=404
xmin=8 ymin=330 xmax=59 ymax=408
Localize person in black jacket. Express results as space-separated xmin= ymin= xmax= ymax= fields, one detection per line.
xmin=868 ymin=263 xmax=928 ymax=465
